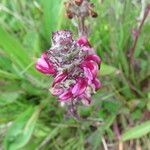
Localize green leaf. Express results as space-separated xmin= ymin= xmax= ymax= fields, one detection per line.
xmin=0 ymin=27 xmax=40 ymax=78
xmin=37 ymin=126 xmax=61 ymax=150
xmin=100 ymin=63 xmax=118 ymax=76
xmin=0 ymin=55 xmax=12 ymax=71
xmin=0 ymin=92 xmax=20 ymax=106
xmin=0 ymin=70 xmax=21 ymax=80
xmin=4 ymin=107 xmax=40 ymax=150
xmin=0 ymin=27 xmax=31 ymax=70
xmin=23 ymin=31 xmax=41 ymax=56
xmin=121 ymin=121 xmax=150 ymax=141
xmin=40 ymin=0 xmax=62 ymax=41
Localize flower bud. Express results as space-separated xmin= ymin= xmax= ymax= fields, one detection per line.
xmin=76 ymin=36 xmax=90 ymax=47
xmin=65 ymin=11 xmax=74 ymax=19
xmin=75 ymin=0 xmax=83 ymax=6
xmin=64 ymin=1 xmax=72 ymax=9
xmin=89 ymin=3 xmax=95 ymax=8
xmin=90 ymin=11 xmax=98 ymax=18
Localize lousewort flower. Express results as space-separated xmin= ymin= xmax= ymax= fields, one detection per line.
xmin=36 ymin=30 xmax=101 ymax=106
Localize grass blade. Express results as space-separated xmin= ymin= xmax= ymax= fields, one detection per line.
xmin=40 ymin=0 xmax=62 ymax=42
xmin=0 ymin=27 xmax=41 ymax=78
xmin=4 ymin=107 xmax=40 ymax=150
xmin=121 ymin=121 xmax=150 ymax=141
xmin=100 ymin=63 xmax=118 ymax=76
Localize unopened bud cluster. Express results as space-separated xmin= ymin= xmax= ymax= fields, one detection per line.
xmin=36 ymin=30 xmax=101 ymax=106
xmin=64 ymin=0 xmax=98 ymax=19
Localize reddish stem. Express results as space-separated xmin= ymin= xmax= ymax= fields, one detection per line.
xmin=113 ymin=121 xmax=121 ymax=140
xmin=129 ymin=4 xmax=150 ymax=64
xmin=78 ymin=16 xmax=87 ymax=36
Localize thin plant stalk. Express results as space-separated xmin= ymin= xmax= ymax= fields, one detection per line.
xmin=129 ymin=4 xmax=150 ymax=64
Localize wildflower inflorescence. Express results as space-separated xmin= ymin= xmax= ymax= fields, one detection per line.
xmin=36 ymin=30 xmax=101 ymax=106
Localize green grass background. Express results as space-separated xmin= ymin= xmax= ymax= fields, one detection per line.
xmin=0 ymin=0 xmax=150 ymax=150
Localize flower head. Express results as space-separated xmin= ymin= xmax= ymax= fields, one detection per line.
xmin=36 ymin=30 xmax=101 ymax=106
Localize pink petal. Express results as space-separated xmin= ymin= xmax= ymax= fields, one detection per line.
xmin=85 ymin=54 xmax=101 ymax=64
xmin=81 ymin=61 xmax=98 ymax=77
xmin=36 ymin=58 xmax=50 ymax=74
xmin=36 ymin=58 xmax=49 ymax=69
xmin=59 ymin=89 xmax=73 ymax=101
xmin=72 ymin=77 xmax=88 ymax=96
xmin=41 ymin=52 xmax=47 ymax=59
xmin=81 ymin=46 xmax=92 ymax=52
xmin=35 ymin=53 xmax=56 ymax=74
xmin=52 ymin=72 xmax=68 ymax=87
xmin=83 ymin=67 xmax=93 ymax=84
xmin=92 ymin=78 xmax=101 ymax=90
xmin=50 ymin=87 xmax=64 ymax=96
xmin=76 ymin=36 xmax=91 ymax=47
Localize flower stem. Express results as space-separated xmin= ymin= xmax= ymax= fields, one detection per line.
xmin=78 ymin=16 xmax=87 ymax=37
xmin=129 ymin=4 xmax=150 ymax=64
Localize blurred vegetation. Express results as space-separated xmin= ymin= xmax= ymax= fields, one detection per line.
xmin=0 ymin=0 xmax=150 ymax=150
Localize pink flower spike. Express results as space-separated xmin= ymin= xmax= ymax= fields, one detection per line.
xmin=52 ymin=72 xmax=68 ymax=87
xmin=36 ymin=30 xmax=102 ymax=106
xmin=92 ymin=78 xmax=101 ymax=90
xmin=59 ymin=89 xmax=73 ymax=101
xmin=85 ymin=54 xmax=101 ymax=64
xmin=76 ymin=36 xmax=91 ymax=47
xmin=81 ymin=61 xmax=98 ymax=77
xmin=35 ymin=53 xmax=56 ymax=74
xmin=72 ymin=77 xmax=88 ymax=96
